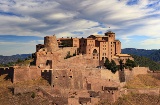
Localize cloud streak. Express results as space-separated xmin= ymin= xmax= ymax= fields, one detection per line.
xmin=0 ymin=0 xmax=160 ymax=55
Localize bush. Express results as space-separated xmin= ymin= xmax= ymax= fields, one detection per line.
xmin=31 ymin=92 xmax=36 ymax=98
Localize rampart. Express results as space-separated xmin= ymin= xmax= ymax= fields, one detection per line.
xmin=124 ymin=67 xmax=149 ymax=82
xmin=13 ymin=66 xmax=41 ymax=83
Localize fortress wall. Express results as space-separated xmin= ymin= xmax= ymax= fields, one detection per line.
xmin=0 ymin=67 xmax=14 ymax=82
xmin=64 ymin=55 xmax=99 ymax=68
xmin=57 ymin=47 xmax=78 ymax=59
xmin=52 ymin=69 xmax=83 ymax=89
xmin=13 ymin=67 xmax=30 ymax=83
xmin=101 ymin=70 xmax=120 ymax=82
xmin=132 ymin=67 xmax=148 ymax=76
xmin=13 ymin=66 xmax=41 ymax=83
xmin=124 ymin=67 xmax=148 ymax=82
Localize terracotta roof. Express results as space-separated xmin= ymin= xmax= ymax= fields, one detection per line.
xmin=89 ymin=35 xmax=108 ymax=37
xmin=115 ymin=54 xmax=131 ymax=57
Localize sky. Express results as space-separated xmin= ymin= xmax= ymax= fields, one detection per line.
xmin=0 ymin=0 xmax=160 ymax=56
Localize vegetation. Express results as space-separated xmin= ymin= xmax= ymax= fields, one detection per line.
xmin=122 ymin=48 xmax=160 ymax=63
xmin=124 ymin=58 xmax=137 ymax=70
xmin=113 ymin=93 xmax=160 ymax=105
xmin=98 ymin=73 xmax=160 ymax=105
xmin=64 ymin=51 xmax=76 ymax=59
xmin=104 ymin=58 xmax=118 ymax=73
xmin=64 ymin=51 xmax=72 ymax=59
xmin=149 ymin=49 xmax=160 ymax=63
xmin=0 ymin=74 xmax=51 ymax=105
xmin=98 ymin=93 xmax=160 ymax=105
xmin=125 ymin=74 xmax=160 ymax=89
xmin=0 ymin=55 xmax=33 ymax=67
xmin=104 ymin=58 xmax=136 ymax=73
xmin=132 ymin=55 xmax=160 ymax=71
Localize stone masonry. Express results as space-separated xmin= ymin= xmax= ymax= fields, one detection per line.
xmin=8 ymin=32 xmax=150 ymax=105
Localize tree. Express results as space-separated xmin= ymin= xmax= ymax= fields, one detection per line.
xmin=125 ymin=59 xmax=136 ymax=70
xmin=104 ymin=58 xmax=118 ymax=73
xmin=110 ymin=60 xmax=118 ymax=73
xmin=104 ymin=58 xmax=110 ymax=69
xmin=119 ymin=59 xmax=124 ymax=71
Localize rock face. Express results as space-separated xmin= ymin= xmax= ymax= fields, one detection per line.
xmin=44 ymin=35 xmax=59 ymax=52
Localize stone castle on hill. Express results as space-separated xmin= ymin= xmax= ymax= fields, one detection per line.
xmin=36 ymin=31 xmax=133 ymax=68
xmin=0 ymin=31 xmax=149 ymax=105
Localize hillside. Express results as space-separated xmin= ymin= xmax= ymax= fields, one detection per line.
xmin=122 ymin=48 xmax=160 ymax=63
xmin=0 ymin=74 xmax=51 ymax=105
xmin=149 ymin=49 xmax=160 ymax=63
xmin=125 ymin=74 xmax=160 ymax=88
xmin=0 ymin=54 xmax=31 ymax=64
xmin=98 ymin=74 xmax=160 ymax=105
xmin=132 ymin=55 xmax=160 ymax=71
xmin=122 ymin=48 xmax=157 ymax=57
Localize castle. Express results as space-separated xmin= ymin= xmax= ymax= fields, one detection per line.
xmin=36 ymin=31 xmax=133 ymax=67
xmin=0 ymin=31 xmax=149 ymax=105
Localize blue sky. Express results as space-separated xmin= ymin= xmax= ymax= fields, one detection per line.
xmin=0 ymin=0 xmax=160 ymax=55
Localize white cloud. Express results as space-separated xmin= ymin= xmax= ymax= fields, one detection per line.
xmin=0 ymin=0 xmax=160 ymax=55
xmin=141 ymin=38 xmax=160 ymax=45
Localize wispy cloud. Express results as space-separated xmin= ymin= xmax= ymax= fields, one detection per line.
xmin=0 ymin=0 xmax=160 ymax=55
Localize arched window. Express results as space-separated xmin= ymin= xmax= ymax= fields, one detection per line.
xmin=93 ymin=49 xmax=97 ymax=53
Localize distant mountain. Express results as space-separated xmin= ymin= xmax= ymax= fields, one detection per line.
xmin=122 ymin=48 xmax=158 ymax=57
xmin=122 ymin=48 xmax=160 ymax=63
xmin=0 ymin=54 xmax=31 ymax=64
xmin=149 ymin=49 xmax=160 ymax=63
xmin=132 ymin=55 xmax=160 ymax=71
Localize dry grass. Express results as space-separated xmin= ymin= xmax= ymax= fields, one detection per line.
xmin=125 ymin=74 xmax=160 ymax=89
xmin=113 ymin=93 xmax=160 ymax=105
xmin=0 ymin=74 xmax=52 ymax=105
xmin=98 ymin=93 xmax=160 ymax=105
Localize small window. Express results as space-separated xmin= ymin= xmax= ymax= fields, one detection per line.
xmin=69 ymin=76 xmax=72 ymax=78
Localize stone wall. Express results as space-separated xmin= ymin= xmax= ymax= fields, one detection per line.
xmin=52 ymin=69 xmax=83 ymax=89
xmin=13 ymin=66 xmax=41 ymax=83
xmin=0 ymin=67 xmax=14 ymax=82
xmin=124 ymin=67 xmax=149 ymax=82
xmin=44 ymin=35 xmax=59 ymax=52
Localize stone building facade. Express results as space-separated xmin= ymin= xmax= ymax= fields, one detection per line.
xmin=56 ymin=31 xmax=133 ymax=63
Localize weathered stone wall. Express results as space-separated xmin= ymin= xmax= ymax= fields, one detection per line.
xmin=101 ymin=69 xmax=120 ymax=82
xmin=52 ymin=69 xmax=83 ymax=89
xmin=124 ymin=67 xmax=149 ymax=82
xmin=0 ymin=67 xmax=14 ymax=82
xmin=57 ymin=47 xmax=78 ymax=59
xmin=38 ymin=87 xmax=68 ymax=105
xmin=44 ymin=35 xmax=59 ymax=52
xmin=13 ymin=66 xmax=41 ymax=83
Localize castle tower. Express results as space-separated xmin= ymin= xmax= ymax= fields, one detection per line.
xmin=44 ymin=35 xmax=59 ymax=52
xmin=105 ymin=31 xmax=115 ymax=41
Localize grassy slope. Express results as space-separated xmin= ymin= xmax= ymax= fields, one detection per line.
xmin=125 ymin=74 xmax=160 ymax=88
xmin=0 ymin=74 xmax=52 ymax=105
xmin=98 ymin=74 xmax=160 ymax=105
